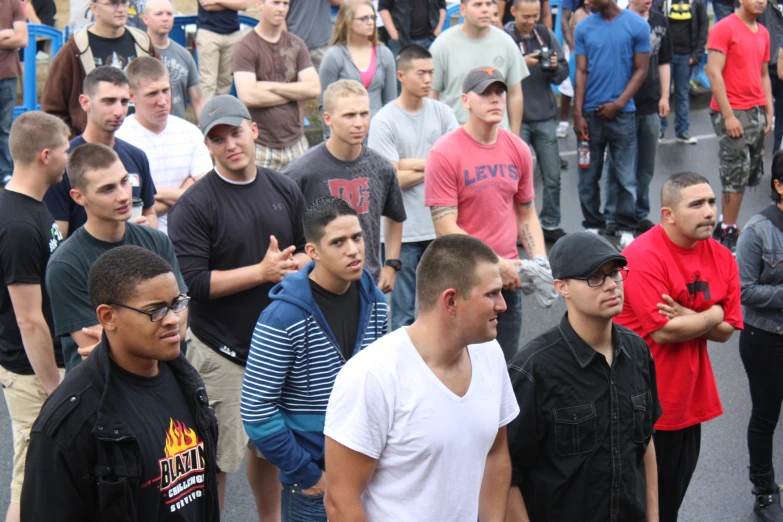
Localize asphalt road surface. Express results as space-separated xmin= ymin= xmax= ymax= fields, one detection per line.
xmin=1 ymin=95 xmax=780 ymax=521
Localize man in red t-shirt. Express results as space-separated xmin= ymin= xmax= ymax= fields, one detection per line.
xmin=615 ymin=171 xmax=743 ymax=522
xmin=424 ymin=67 xmax=547 ymax=361
xmin=705 ymin=0 xmax=773 ymax=254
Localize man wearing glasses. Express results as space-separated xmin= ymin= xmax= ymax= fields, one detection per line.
xmin=46 ymin=142 xmax=188 ymax=372
xmin=615 ymin=172 xmax=742 ymax=521
xmin=22 ymin=245 xmax=220 ymax=522
xmin=43 ymin=0 xmax=159 ymax=137
xmin=506 ymin=232 xmax=662 ymax=522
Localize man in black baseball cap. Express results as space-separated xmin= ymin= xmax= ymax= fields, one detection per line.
xmin=505 ymin=232 xmax=662 ymax=522
xmin=167 ymin=94 xmax=310 ymax=517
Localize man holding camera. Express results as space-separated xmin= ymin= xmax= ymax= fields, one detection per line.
xmin=505 ymin=0 xmax=569 ymax=244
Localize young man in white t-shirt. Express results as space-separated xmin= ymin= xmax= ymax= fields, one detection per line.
xmin=116 ymin=57 xmax=213 ymax=234
xmin=324 ymin=234 xmax=519 ymax=522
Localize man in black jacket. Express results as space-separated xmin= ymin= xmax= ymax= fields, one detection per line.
xmin=758 ymin=0 xmax=783 ymax=151
xmin=21 ymin=246 xmax=220 ymax=522
xmin=654 ymin=0 xmax=708 ymax=144
xmin=379 ymin=0 xmax=447 ymax=55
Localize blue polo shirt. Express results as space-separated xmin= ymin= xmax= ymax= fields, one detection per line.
xmin=574 ymin=10 xmax=651 ymax=112
xmin=44 ymin=136 xmax=157 ymax=235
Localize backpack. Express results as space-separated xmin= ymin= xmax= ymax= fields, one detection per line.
xmin=72 ymin=25 xmax=154 ymax=74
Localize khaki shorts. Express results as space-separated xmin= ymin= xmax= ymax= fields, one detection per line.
xmin=186 ymin=331 xmax=248 ymax=473
xmin=254 ymin=135 xmax=309 ymax=171
xmin=0 ymin=367 xmax=66 ymax=503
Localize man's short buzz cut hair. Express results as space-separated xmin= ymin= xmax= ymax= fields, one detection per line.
xmin=83 ymin=66 xmax=129 ymax=98
xmin=125 ymin=56 xmax=169 ymax=92
xmin=323 ymin=79 xmax=369 ymax=113
xmin=416 ymin=235 xmax=499 ymax=313
xmin=67 ymin=143 xmax=122 ymax=191
xmin=397 ymin=44 xmax=432 ymax=71
xmin=661 ymin=171 xmax=711 ymax=208
xmin=303 ymin=196 xmax=359 ymax=244
xmin=88 ymin=245 xmax=174 ymax=310
xmin=9 ymin=111 xmax=70 ymax=165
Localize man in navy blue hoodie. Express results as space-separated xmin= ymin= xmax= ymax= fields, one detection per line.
xmin=240 ymin=196 xmax=389 ymax=521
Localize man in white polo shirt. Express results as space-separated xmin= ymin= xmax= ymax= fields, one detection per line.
xmin=117 ymin=56 xmax=212 ymax=234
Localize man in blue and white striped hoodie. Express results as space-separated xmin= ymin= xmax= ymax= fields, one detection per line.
xmin=240 ymin=196 xmax=389 ymax=521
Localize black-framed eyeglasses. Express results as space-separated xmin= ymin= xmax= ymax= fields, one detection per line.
xmin=353 ymin=15 xmax=375 ymax=24
xmin=109 ymin=296 xmax=190 ymax=322
xmin=571 ymin=267 xmax=629 ymax=288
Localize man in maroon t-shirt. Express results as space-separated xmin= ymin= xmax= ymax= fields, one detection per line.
xmin=615 ymin=172 xmax=743 ymax=522
xmin=705 ymin=0 xmax=773 ymax=253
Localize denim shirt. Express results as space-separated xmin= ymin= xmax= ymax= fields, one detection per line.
xmin=736 ymin=206 xmax=783 ymax=334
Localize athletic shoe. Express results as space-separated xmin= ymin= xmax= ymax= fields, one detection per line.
xmin=556 ymin=121 xmax=569 ymax=139
xmin=617 ymin=231 xmax=635 ymax=251
xmin=560 ymin=157 xmax=568 ymax=170
xmin=585 ymin=228 xmax=601 ymax=235
xmin=637 ymin=219 xmax=656 ymax=234
xmin=543 ymin=228 xmax=567 ymax=243
xmin=659 ymin=130 xmax=665 ymax=143
xmin=601 ymin=222 xmax=618 ymax=236
xmin=676 ymin=134 xmax=698 ymax=144
xmin=714 ymin=224 xmax=739 ymax=254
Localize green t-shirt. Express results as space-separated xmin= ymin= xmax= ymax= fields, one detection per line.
xmin=430 ymin=25 xmax=529 ymax=129
xmin=46 ymin=222 xmax=188 ymax=372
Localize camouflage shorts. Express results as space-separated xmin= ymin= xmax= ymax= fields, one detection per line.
xmin=710 ymin=107 xmax=766 ymax=194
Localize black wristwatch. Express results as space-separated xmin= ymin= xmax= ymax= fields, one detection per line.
xmin=385 ymin=259 xmax=403 ymax=272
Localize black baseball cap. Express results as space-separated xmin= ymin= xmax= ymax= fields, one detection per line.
xmin=462 ymin=67 xmax=508 ymax=94
xmin=199 ymin=95 xmax=252 ymax=137
xmin=549 ymin=233 xmax=627 ymax=280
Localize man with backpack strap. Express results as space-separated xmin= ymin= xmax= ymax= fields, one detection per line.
xmin=42 ymin=0 xmax=159 ymax=138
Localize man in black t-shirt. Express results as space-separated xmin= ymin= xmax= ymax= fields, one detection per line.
xmin=47 ymin=143 xmax=187 ymax=373
xmin=168 ymin=95 xmax=309 ymax=518
xmin=0 ymin=112 xmax=70 ymax=522
xmin=379 ymin=0 xmax=447 ymax=54
xmin=22 ymin=246 xmax=220 ymax=522
xmin=241 ymin=196 xmax=389 ymax=521
xmin=44 ymin=66 xmax=158 ymax=238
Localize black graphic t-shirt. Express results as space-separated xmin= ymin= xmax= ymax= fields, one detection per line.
xmin=110 ymin=360 xmax=206 ymax=521
xmin=0 ymin=190 xmax=65 ymax=375
xmin=283 ymin=144 xmax=406 ymax=281
xmin=88 ymin=30 xmax=138 ymax=69
xmin=309 ymin=279 xmax=360 ymax=361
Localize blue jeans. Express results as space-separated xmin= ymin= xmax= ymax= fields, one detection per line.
xmin=660 ymin=53 xmax=693 ymax=137
xmin=578 ymin=112 xmax=638 ymax=230
xmin=281 ymin=484 xmax=326 ymax=522
xmin=497 ymin=288 xmax=523 ymax=362
xmin=390 ymin=240 xmax=431 ymax=331
xmin=713 ymin=1 xmax=735 ymax=22
xmin=521 ymin=119 xmax=561 ymax=229
xmin=0 ymin=78 xmax=16 ymax=181
xmin=605 ymin=112 xmax=660 ymax=223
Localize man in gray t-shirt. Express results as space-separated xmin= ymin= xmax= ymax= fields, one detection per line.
xmin=284 ymin=80 xmax=407 ymax=288
xmin=286 ymin=0 xmax=333 ymax=70
xmin=368 ymin=44 xmax=458 ymax=330
xmin=144 ymin=0 xmax=206 ymax=119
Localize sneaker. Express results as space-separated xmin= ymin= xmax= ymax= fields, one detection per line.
xmin=560 ymin=157 xmax=568 ymax=170
xmin=585 ymin=228 xmax=601 ymax=235
xmin=543 ymin=228 xmax=567 ymax=243
xmin=719 ymin=225 xmax=739 ymax=254
xmin=659 ymin=130 xmax=665 ymax=143
xmin=602 ymin=222 xmax=618 ymax=236
xmin=676 ymin=134 xmax=698 ymax=145
xmin=556 ymin=121 xmax=569 ymax=139
xmin=617 ymin=231 xmax=635 ymax=251
xmin=637 ymin=219 xmax=656 ymax=234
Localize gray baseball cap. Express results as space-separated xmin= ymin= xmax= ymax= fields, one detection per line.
xmin=462 ymin=67 xmax=508 ymax=94
xmin=199 ymin=95 xmax=252 ymax=137
xmin=549 ymin=232 xmax=627 ymax=280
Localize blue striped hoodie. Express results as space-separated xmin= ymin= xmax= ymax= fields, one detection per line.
xmin=240 ymin=262 xmax=388 ymax=488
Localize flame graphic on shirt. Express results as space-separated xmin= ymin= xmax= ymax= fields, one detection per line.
xmin=164 ymin=419 xmax=198 ymax=458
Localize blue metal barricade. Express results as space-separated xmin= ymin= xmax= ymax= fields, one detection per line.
xmin=14 ymin=23 xmax=64 ymax=119
xmin=442 ymin=3 xmax=463 ymax=30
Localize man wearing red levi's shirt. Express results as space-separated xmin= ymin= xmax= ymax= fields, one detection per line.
xmin=424 ymin=66 xmax=546 ymax=363
xmin=614 ymin=172 xmax=743 ymax=522
xmin=705 ymin=0 xmax=773 ymax=254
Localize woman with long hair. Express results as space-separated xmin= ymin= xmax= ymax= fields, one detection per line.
xmin=319 ymin=0 xmax=396 ymax=138
xmin=735 ymin=151 xmax=783 ymax=521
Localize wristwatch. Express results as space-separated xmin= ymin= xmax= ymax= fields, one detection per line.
xmin=385 ymin=259 xmax=403 ymax=272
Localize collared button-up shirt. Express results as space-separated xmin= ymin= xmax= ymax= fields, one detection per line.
xmin=507 ymin=313 xmax=662 ymax=522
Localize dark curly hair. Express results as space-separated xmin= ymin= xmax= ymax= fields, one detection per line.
xmin=88 ymin=246 xmax=174 ymax=309
xmin=303 ymin=196 xmax=359 ymax=244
